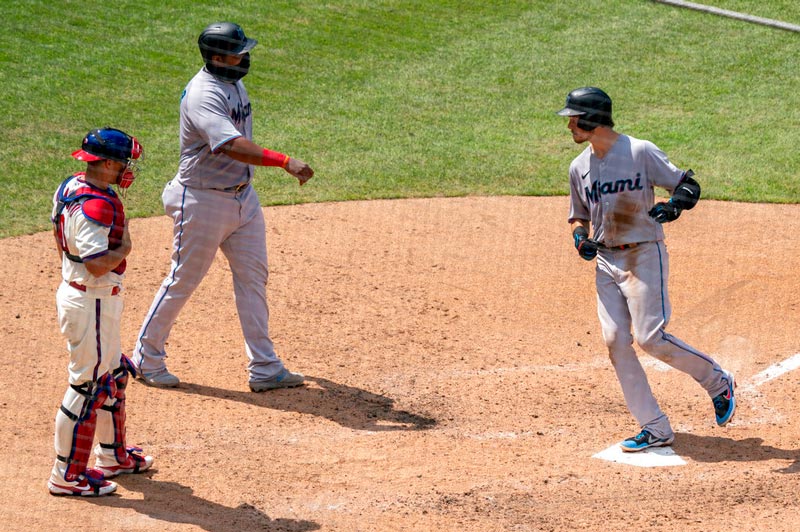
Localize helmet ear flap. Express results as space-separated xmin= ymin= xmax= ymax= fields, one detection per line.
xmin=576 ymin=117 xmax=598 ymax=131
xmin=130 ymin=137 xmax=142 ymax=160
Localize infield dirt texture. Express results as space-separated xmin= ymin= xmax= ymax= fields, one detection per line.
xmin=3 ymin=196 xmax=800 ymax=531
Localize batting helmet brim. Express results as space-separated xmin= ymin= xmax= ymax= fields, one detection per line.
xmin=556 ymin=106 xmax=586 ymax=117
xmin=237 ymin=38 xmax=258 ymax=55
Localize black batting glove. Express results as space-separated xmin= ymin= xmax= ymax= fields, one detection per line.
xmin=648 ymin=200 xmax=681 ymax=223
xmin=572 ymin=226 xmax=598 ymax=261
xmin=577 ymin=239 xmax=599 ymax=260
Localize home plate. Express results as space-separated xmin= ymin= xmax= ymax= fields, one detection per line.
xmin=593 ymin=444 xmax=686 ymax=467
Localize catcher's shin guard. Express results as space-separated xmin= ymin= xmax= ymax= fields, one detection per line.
xmin=53 ymin=376 xmax=114 ymax=482
xmin=95 ymin=355 xmax=134 ymax=464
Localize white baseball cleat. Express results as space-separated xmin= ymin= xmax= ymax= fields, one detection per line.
xmin=48 ymin=469 xmax=117 ymax=497
xmin=95 ymin=447 xmax=154 ymax=478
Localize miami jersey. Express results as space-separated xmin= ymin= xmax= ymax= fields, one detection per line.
xmin=567 ymin=134 xmax=686 ymax=247
xmin=176 ymin=67 xmax=254 ymax=189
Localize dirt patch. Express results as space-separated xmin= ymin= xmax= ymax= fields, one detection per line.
xmin=2 ymin=196 xmax=800 ymax=531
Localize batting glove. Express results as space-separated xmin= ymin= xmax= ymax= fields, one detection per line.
xmin=648 ymin=200 xmax=682 ymax=223
xmin=572 ymin=226 xmax=598 ymax=261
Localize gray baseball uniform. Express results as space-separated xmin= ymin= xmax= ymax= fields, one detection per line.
xmin=568 ymin=134 xmax=732 ymax=440
xmin=133 ymin=67 xmax=283 ymax=382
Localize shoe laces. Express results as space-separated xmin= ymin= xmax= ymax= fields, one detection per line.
xmin=712 ymin=393 xmax=729 ymax=414
xmin=84 ymin=468 xmax=107 ymax=487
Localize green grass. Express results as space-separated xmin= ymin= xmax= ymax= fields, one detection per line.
xmin=1 ymin=0 xmax=799 ymax=237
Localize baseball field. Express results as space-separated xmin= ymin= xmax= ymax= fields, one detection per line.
xmin=3 ymin=1 xmax=800 ymax=531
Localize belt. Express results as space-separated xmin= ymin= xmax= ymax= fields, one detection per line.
xmin=214 ymin=181 xmax=250 ymax=193
xmin=69 ymin=281 xmax=120 ymax=296
xmin=603 ymin=242 xmax=644 ymax=250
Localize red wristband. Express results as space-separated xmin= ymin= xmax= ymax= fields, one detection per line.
xmin=262 ymin=149 xmax=290 ymax=168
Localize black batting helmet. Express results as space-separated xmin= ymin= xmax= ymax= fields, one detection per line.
xmin=198 ymin=22 xmax=258 ymax=62
xmin=556 ymin=87 xmax=614 ymax=131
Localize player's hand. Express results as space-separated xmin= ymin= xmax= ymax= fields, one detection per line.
xmin=572 ymin=226 xmax=598 ymax=261
xmin=285 ymin=158 xmax=314 ymax=186
xmin=648 ymin=201 xmax=681 ymax=223
xmin=577 ymin=239 xmax=598 ymax=260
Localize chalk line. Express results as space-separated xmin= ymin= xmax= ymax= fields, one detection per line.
xmin=652 ymin=0 xmax=800 ymax=33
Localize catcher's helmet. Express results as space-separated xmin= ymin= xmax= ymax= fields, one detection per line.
xmin=72 ymin=127 xmax=142 ymax=163
xmin=198 ymin=22 xmax=257 ymax=61
xmin=556 ymin=87 xmax=614 ymax=130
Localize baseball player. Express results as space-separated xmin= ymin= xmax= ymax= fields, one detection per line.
xmin=133 ymin=22 xmax=314 ymax=391
xmin=557 ymin=87 xmax=736 ymax=452
xmin=48 ymin=128 xmax=153 ymax=496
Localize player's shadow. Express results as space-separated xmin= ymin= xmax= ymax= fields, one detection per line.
xmin=88 ymin=473 xmax=320 ymax=532
xmin=164 ymin=375 xmax=437 ymax=431
xmin=676 ymin=433 xmax=800 ymax=473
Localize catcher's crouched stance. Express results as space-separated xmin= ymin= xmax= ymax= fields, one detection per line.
xmin=48 ymin=128 xmax=153 ymax=496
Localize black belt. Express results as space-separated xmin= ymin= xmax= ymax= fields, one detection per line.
xmin=214 ymin=182 xmax=249 ymax=193
xmin=603 ymin=242 xmax=645 ymax=250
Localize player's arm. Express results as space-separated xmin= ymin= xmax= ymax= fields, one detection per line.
xmin=570 ymin=220 xmax=590 ymax=235
xmin=52 ymin=227 xmax=64 ymax=261
xmin=76 ymin=199 xmax=131 ymax=278
xmin=648 ymin=170 xmax=700 ymax=224
xmin=567 ymin=163 xmax=596 ymax=260
xmin=84 ymin=221 xmax=131 ymax=278
xmin=219 ymin=136 xmax=314 ymax=185
xmin=668 ymin=170 xmax=701 ymax=210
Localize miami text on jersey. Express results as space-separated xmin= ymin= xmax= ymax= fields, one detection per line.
xmin=585 ymin=176 xmax=644 ymax=204
xmin=230 ymin=101 xmax=252 ymax=126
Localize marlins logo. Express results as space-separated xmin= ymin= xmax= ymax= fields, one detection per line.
xmin=585 ymin=174 xmax=644 ymax=204
xmin=230 ymin=101 xmax=252 ymax=125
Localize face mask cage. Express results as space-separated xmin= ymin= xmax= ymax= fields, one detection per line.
xmin=117 ymin=137 xmax=143 ymax=195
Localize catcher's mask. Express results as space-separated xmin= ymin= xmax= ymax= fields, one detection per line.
xmin=72 ymin=127 xmax=143 ymax=190
xmin=556 ymin=87 xmax=614 ymax=131
xmin=198 ymin=22 xmax=257 ymax=83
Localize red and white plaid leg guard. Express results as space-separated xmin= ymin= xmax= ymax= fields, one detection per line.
xmin=53 ymin=375 xmax=114 ymax=482
xmin=96 ymin=356 xmax=134 ymax=464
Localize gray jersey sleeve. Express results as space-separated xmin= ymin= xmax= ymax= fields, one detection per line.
xmin=641 ymin=140 xmax=685 ymax=193
xmin=567 ymin=148 xmax=592 ymax=224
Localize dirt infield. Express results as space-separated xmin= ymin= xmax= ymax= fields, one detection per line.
xmin=2 ymin=196 xmax=800 ymax=531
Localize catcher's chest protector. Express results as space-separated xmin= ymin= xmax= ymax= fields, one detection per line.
xmin=54 ymin=173 xmax=127 ymax=275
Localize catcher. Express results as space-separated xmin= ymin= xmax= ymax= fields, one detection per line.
xmin=48 ymin=128 xmax=153 ymax=496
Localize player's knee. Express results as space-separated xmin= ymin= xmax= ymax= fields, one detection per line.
xmin=602 ymin=329 xmax=633 ymax=351
xmin=636 ymin=332 xmax=669 ymax=358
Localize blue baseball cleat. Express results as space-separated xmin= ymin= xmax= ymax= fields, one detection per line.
xmin=619 ymin=429 xmax=675 ymax=453
xmin=713 ymin=372 xmax=736 ymax=427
